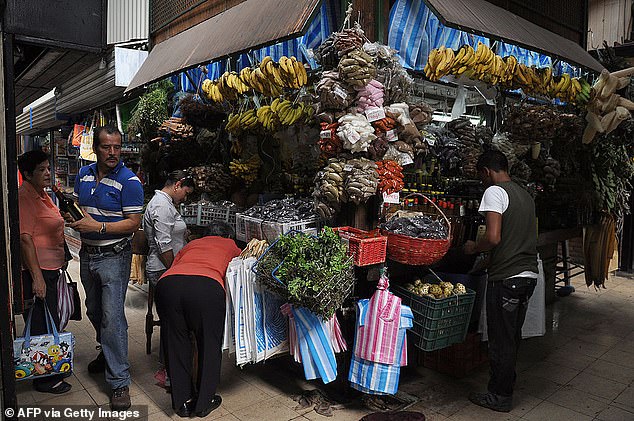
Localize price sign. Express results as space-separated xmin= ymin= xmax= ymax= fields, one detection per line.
xmin=344 ymin=127 xmax=361 ymax=144
xmin=400 ymin=152 xmax=414 ymax=166
xmin=382 ymin=191 xmax=400 ymax=204
xmin=386 ymin=129 xmax=398 ymax=142
xmin=334 ymin=87 xmax=348 ymax=99
xmin=320 ymin=130 xmax=332 ymax=139
xmin=365 ymin=107 xmax=386 ymax=122
xmin=425 ymin=136 xmax=436 ymax=146
xmin=343 ymin=164 xmax=354 ymax=172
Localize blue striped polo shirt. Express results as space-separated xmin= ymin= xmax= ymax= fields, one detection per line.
xmin=73 ymin=161 xmax=144 ymax=246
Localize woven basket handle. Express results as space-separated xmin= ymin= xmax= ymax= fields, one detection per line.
xmin=402 ymin=193 xmax=452 ymax=238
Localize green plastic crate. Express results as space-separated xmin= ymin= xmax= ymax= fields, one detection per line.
xmin=393 ymin=285 xmax=475 ymax=352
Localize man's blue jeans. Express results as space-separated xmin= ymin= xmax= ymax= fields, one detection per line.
xmin=80 ymin=244 xmax=132 ymax=390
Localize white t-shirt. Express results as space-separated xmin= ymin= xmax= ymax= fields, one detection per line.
xmin=479 ymin=185 xmax=538 ymax=279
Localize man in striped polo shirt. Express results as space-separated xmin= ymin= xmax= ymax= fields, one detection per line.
xmin=69 ymin=125 xmax=143 ymax=410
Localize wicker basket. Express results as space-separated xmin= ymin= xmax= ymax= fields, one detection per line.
xmin=381 ymin=193 xmax=451 ymax=266
xmin=334 ymin=227 xmax=387 ymax=267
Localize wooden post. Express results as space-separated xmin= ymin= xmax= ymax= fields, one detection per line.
xmin=0 ymin=30 xmax=19 ymax=412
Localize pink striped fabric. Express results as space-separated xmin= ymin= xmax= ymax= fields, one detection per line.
xmin=400 ymin=336 xmax=408 ymax=367
xmin=353 ymin=273 xmax=402 ymax=365
xmin=280 ymin=303 xmax=301 ymax=363
xmin=326 ymin=314 xmax=348 ymax=353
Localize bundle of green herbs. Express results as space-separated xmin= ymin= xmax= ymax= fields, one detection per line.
xmin=128 ymin=80 xmax=173 ymax=140
xmin=254 ymin=227 xmax=354 ymax=319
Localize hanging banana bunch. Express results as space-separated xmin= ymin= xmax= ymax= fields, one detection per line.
xmin=201 ymin=56 xmax=309 ymax=102
xmin=229 ymin=156 xmax=261 ymax=186
xmin=424 ymin=42 xmax=592 ymax=105
xmin=271 ymin=98 xmax=314 ymax=126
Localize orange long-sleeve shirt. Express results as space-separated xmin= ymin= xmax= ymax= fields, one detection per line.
xmin=160 ymin=236 xmax=241 ymax=288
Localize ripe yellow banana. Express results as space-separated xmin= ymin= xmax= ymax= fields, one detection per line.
xmin=260 ymin=56 xmax=273 ymax=72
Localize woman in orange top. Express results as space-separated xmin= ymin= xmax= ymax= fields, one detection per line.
xmin=18 ymin=150 xmax=71 ymax=394
xmin=156 ymin=221 xmax=241 ymax=418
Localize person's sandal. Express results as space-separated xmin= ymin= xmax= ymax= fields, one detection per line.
xmin=35 ymin=380 xmax=71 ymax=394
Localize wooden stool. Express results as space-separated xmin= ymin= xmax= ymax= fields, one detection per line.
xmin=130 ymin=229 xmax=158 ymax=355
xmin=146 ymin=281 xmax=161 ymax=354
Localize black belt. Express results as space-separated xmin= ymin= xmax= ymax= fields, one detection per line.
xmin=82 ymin=239 xmax=130 ymax=255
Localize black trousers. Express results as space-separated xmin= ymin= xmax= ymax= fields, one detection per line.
xmin=21 ymin=269 xmax=65 ymax=388
xmin=155 ymin=275 xmax=225 ymax=413
xmin=486 ymin=277 xmax=536 ymax=397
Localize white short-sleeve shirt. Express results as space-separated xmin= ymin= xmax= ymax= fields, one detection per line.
xmin=479 ymin=185 xmax=538 ymax=279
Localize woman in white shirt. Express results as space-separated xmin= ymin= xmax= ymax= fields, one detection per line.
xmin=143 ymin=170 xmax=195 ymax=285
xmin=143 ymin=170 xmax=195 ymax=388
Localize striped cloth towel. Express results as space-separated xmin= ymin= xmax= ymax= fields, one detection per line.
xmin=349 ymin=300 xmax=413 ymax=395
xmin=353 ymin=274 xmax=402 ymax=365
xmin=326 ymin=313 xmax=348 ymax=353
xmin=280 ymin=303 xmax=301 ymax=363
xmin=282 ymin=306 xmax=339 ymax=384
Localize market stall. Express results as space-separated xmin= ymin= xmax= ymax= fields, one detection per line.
xmin=124 ymin=1 xmax=634 ymax=412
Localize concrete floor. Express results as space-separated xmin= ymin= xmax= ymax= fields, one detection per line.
xmin=14 ymin=260 xmax=634 ymax=420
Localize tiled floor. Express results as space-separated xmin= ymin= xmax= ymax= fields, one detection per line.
xmin=15 ymin=261 xmax=634 ymax=421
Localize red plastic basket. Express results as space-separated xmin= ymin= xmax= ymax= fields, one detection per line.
xmin=381 ymin=193 xmax=451 ymax=266
xmin=334 ymin=227 xmax=387 ymax=267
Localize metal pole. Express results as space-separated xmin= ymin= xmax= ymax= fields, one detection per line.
xmin=0 ymin=31 xmax=19 ymax=414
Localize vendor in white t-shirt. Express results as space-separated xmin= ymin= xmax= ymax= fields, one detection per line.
xmin=463 ymin=150 xmax=538 ymax=413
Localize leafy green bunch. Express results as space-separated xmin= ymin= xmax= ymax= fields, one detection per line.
xmin=590 ymin=120 xmax=634 ymax=217
xmin=264 ymin=227 xmax=353 ymax=319
xmin=128 ymin=80 xmax=173 ymax=140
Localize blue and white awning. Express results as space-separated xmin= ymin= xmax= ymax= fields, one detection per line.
xmin=388 ymin=0 xmax=489 ymax=71
xmin=388 ymin=0 xmax=586 ymax=77
xmin=173 ymin=0 xmax=337 ymax=93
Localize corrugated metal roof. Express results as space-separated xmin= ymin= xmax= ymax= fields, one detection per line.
xmin=426 ymin=0 xmax=604 ymax=72
xmin=107 ymin=0 xmax=149 ymax=45
xmin=126 ymin=0 xmax=321 ymax=92
xmin=16 ymin=96 xmax=64 ymax=135
xmin=56 ymin=52 xmax=125 ymax=115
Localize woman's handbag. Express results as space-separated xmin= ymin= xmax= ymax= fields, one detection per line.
xmin=14 ymin=303 xmax=74 ymax=380
xmin=57 ymin=270 xmax=82 ymax=329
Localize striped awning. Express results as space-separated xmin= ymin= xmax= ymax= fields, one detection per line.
xmin=388 ymin=0 xmax=490 ymax=71
xmin=388 ymin=0 xmax=601 ymax=75
xmin=172 ymin=0 xmax=337 ymax=93
xmin=127 ymin=0 xmax=322 ymax=93
xmin=16 ymin=94 xmax=65 ymax=135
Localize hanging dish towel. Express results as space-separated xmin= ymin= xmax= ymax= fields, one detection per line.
xmin=285 ymin=306 xmax=339 ymax=384
xmin=349 ymin=299 xmax=413 ymax=395
xmin=354 ymin=273 xmax=402 ymax=365
xmin=226 ymin=257 xmax=288 ymax=365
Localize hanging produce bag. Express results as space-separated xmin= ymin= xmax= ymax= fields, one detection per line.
xmin=71 ymin=124 xmax=85 ymax=147
xmin=80 ymin=114 xmax=98 ymax=161
xmin=353 ymin=273 xmax=402 ymax=365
